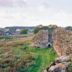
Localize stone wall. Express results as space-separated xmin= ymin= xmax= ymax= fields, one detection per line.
xmin=32 ymin=25 xmax=72 ymax=72
xmin=53 ymin=27 xmax=72 ymax=56
xmin=32 ymin=30 xmax=48 ymax=48
xmin=32 ymin=25 xmax=72 ymax=56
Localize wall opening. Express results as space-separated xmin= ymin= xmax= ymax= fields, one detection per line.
xmin=48 ymin=43 xmax=52 ymax=48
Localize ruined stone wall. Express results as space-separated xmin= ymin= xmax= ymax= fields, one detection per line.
xmin=32 ymin=25 xmax=72 ymax=57
xmin=53 ymin=27 xmax=72 ymax=56
xmin=32 ymin=30 xmax=48 ymax=48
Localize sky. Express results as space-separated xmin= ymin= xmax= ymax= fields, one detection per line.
xmin=0 ymin=0 xmax=72 ymax=27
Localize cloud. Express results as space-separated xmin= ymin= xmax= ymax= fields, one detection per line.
xmin=0 ymin=0 xmax=49 ymax=8
xmin=0 ymin=0 xmax=72 ymax=27
xmin=0 ymin=7 xmax=72 ymax=28
xmin=0 ymin=0 xmax=12 ymax=7
xmin=0 ymin=0 xmax=27 ymax=7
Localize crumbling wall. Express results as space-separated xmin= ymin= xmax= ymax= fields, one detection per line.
xmin=32 ymin=30 xmax=48 ymax=48
xmin=32 ymin=25 xmax=57 ymax=48
xmin=46 ymin=27 xmax=72 ymax=72
xmin=32 ymin=25 xmax=72 ymax=57
xmin=53 ymin=27 xmax=72 ymax=56
xmin=32 ymin=25 xmax=72 ymax=72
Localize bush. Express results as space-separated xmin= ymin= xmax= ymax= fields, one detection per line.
xmin=34 ymin=27 xmax=40 ymax=34
xmin=68 ymin=64 xmax=72 ymax=72
xmin=20 ymin=29 xmax=28 ymax=34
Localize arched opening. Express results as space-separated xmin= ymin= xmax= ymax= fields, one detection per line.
xmin=48 ymin=43 xmax=52 ymax=48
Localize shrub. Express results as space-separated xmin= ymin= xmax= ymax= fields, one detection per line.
xmin=67 ymin=64 xmax=72 ymax=72
xmin=20 ymin=29 xmax=28 ymax=34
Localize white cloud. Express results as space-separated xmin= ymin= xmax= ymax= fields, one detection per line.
xmin=0 ymin=0 xmax=72 ymax=27
xmin=0 ymin=7 xmax=72 ymax=27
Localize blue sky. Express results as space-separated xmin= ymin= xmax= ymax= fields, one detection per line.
xmin=0 ymin=0 xmax=72 ymax=27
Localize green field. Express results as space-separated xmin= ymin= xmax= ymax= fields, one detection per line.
xmin=11 ymin=45 xmax=57 ymax=72
xmin=0 ymin=43 xmax=57 ymax=72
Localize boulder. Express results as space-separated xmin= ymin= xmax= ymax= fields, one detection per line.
xmin=45 ymin=55 xmax=71 ymax=72
xmin=56 ymin=55 xmax=71 ymax=62
xmin=48 ymin=63 xmax=66 ymax=72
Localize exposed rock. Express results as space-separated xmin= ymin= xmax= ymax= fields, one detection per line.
xmin=56 ymin=55 xmax=71 ymax=62
xmin=46 ymin=56 xmax=71 ymax=72
xmin=44 ymin=70 xmax=47 ymax=72
xmin=48 ymin=63 xmax=66 ymax=72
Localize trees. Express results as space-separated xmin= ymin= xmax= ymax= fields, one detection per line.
xmin=33 ymin=27 xmax=40 ymax=34
xmin=20 ymin=29 xmax=28 ymax=34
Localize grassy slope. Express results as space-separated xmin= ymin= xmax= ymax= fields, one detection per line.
xmin=12 ymin=46 xmax=57 ymax=72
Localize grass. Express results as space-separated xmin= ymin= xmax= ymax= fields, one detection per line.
xmin=68 ymin=64 xmax=72 ymax=72
xmin=0 ymin=36 xmax=13 ymax=40
xmin=11 ymin=45 xmax=57 ymax=72
xmin=0 ymin=36 xmax=57 ymax=72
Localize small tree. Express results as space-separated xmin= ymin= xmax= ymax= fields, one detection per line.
xmin=20 ymin=29 xmax=28 ymax=34
xmin=34 ymin=27 xmax=41 ymax=34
